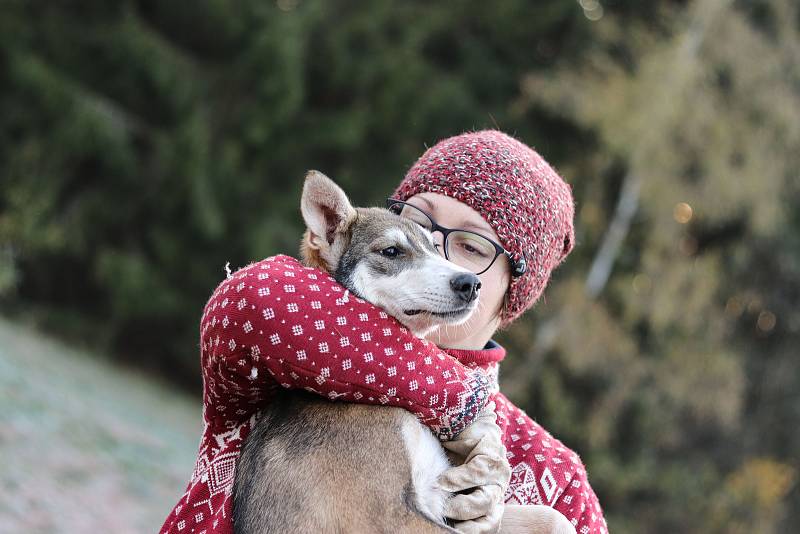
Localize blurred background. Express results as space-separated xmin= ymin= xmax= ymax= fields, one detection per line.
xmin=1 ymin=0 xmax=798 ymax=532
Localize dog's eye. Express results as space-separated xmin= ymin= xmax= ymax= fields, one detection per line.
xmin=380 ymin=246 xmax=401 ymax=258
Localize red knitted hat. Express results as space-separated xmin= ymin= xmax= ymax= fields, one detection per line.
xmin=393 ymin=130 xmax=575 ymax=327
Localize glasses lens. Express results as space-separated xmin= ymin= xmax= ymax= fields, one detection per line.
xmin=446 ymin=231 xmax=497 ymax=273
xmin=388 ymin=201 xmax=433 ymax=231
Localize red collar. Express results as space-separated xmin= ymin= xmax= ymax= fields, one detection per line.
xmin=444 ymin=341 xmax=506 ymax=367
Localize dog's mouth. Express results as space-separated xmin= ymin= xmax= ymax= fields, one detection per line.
xmin=403 ymin=307 xmax=473 ymax=319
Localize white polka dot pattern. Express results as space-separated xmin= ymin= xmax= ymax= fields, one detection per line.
xmin=160 ymin=255 xmax=491 ymax=533
xmin=160 ymin=255 xmax=606 ymax=534
xmin=199 ymin=255 xmax=490 ymax=438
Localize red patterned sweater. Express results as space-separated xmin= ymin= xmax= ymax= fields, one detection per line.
xmin=160 ymin=255 xmax=607 ymax=534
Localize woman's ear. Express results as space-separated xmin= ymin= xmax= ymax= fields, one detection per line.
xmin=560 ymin=230 xmax=574 ymax=261
xmin=493 ymin=266 xmax=513 ymax=320
xmin=301 ymin=171 xmax=357 ymax=246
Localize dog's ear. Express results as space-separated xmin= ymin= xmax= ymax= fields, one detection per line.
xmin=301 ymin=170 xmax=357 ymax=248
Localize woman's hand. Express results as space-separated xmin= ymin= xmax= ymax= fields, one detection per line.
xmin=437 ymin=401 xmax=511 ymax=533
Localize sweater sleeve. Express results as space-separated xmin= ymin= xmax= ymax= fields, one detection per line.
xmin=553 ymin=462 xmax=607 ymax=534
xmin=200 ymin=254 xmax=490 ymax=441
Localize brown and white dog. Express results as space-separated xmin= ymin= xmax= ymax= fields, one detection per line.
xmin=232 ymin=172 xmax=575 ymax=534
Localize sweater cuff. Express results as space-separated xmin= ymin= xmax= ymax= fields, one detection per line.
xmin=434 ymin=369 xmax=491 ymax=440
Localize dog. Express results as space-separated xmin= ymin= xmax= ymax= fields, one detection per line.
xmin=232 ymin=172 xmax=576 ymax=534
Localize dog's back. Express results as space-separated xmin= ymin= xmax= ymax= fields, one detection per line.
xmin=233 ymin=391 xmax=456 ymax=534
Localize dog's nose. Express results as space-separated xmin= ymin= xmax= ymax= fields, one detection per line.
xmin=450 ymin=273 xmax=481 ymax=303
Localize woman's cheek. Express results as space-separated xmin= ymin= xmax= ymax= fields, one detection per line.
xmin=478 ymin=271 xmax=507 ymax=317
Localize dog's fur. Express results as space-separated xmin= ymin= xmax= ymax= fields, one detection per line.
xmin=232 ymin=172 xmax=576 ymax=534
xmin=299 ymin=172 xmax=480 ymax=338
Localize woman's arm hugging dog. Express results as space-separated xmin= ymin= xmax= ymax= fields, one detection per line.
xmin=232 ymin=172 xmax=574 ymax=534
xmin=232 ymin=171 xmax=495 ymax=533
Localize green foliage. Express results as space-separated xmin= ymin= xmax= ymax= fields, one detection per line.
xmin=500 ymin=0 xmax=800 ymax=531
xmin=1 ymin=0 xmax=592 ymax=372
xmin=1 ymin=0 xmax=798 ymax=532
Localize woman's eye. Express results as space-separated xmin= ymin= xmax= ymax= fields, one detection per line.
xmin=380 ymin=246 xmax=401 ymax=258
xmin=460 ymin=242 xmax=488 ymax=257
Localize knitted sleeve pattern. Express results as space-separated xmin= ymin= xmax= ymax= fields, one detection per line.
xmin=494 ymin=393 xmax=608 ymax=534
xmin=553 ymin=467 xmax=606 ymax=534
xmin=200 ymin=254 xmax=491 ymax=441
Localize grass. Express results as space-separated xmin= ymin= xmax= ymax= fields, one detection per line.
xmin=0 ymin=317 xmax=201 ymax=533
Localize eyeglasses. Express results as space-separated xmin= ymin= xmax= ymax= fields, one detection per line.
xmin=386 ymin=198 xmax=527 ymax=277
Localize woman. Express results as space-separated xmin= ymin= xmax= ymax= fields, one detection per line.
xmin=160 ymin=131 xmax=607 ymax=533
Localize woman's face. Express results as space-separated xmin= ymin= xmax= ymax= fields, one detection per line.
xmin=402 ymin=192 xmax=511 ymax=350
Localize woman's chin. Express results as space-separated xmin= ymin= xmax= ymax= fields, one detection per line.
xmin=423 ymin=323 xmax=471 ymax=348
xmin=424 ymin=314 xmax=500 ymax=350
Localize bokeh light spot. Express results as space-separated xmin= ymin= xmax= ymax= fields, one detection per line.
xmin=579 ymin=0 xmax=604 ymax=21
xmin=673 ymin=202 xmax=693 ymax=224
xmin=757 ymin=310 xmax=777 ymax=333
xmin=725 ymin=297 xmax=743 ymax=318
xmin=747 ymin=297 xmax=762 ymax=314
xmin=584 ymin=6 xmax=604 ymax=21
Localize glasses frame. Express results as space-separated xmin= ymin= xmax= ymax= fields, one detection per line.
xmin=386 ymin=198 xmax=527 ymax=277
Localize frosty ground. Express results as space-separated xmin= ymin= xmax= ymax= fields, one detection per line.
xmin=0 ymin=318 xmax=199 ymax=533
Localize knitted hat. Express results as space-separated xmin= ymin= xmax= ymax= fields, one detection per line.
xmin=393 ymin=130 xmax=575 ymax=327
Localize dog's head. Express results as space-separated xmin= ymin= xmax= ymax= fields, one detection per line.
xmin=300 ymin=171 xmax=481 ymax=336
